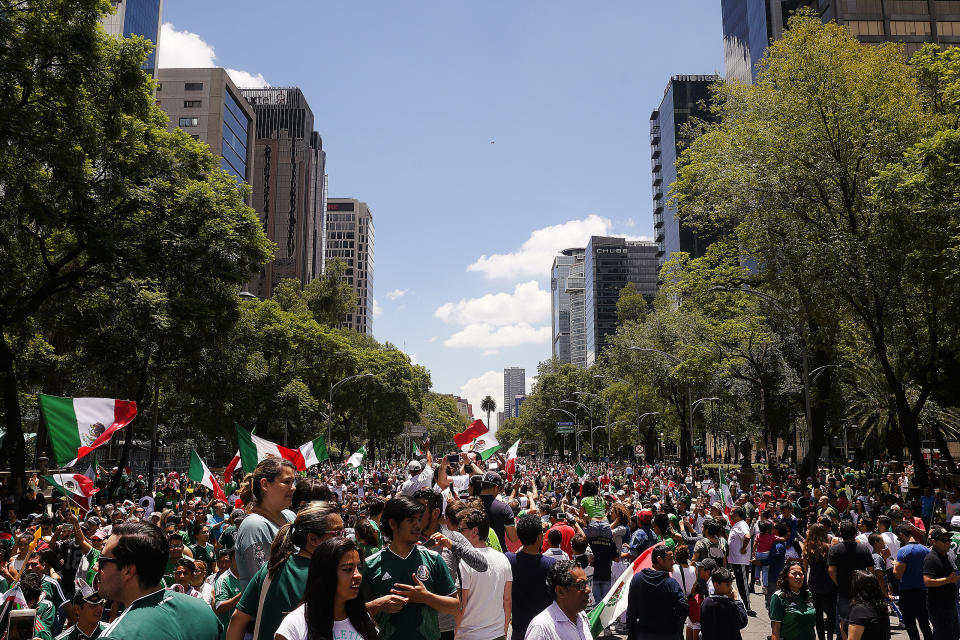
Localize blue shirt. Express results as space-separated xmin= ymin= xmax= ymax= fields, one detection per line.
xmin=920 ymin=495 xmax=936 ymax=519
xmin=897 ymin=542 xmax=929 ymax=591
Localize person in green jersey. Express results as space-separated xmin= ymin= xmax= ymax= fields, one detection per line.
xmin=228 ymin=501 xmax=343 ymax=640
xmin=362 ymin=495 xmax=458 ymax=640
xmin=56 ymin=590 xmax=107 ymax=640
xmin=98 ymin=521 xmax=221 ymax=640
xmin=769 ymin=560 xmax=817 ymax=640
xmin=212 ymin=549 xmax=241 ymax=640
xmin=190 ymin=524 xmax=215 ymax=568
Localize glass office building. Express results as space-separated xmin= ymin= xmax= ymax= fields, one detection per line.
xmin=651 ymin=75 xmax=720 ymax=267
xmin=551 ymin=248 xmax=584 ymax=364
xmin=105 ymin=0 xmax=163 ymax=77
xmin=584 ymin=237 xmax=658 ymax=366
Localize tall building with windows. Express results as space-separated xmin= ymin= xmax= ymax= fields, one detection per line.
xmin=325 ymin=198 xmax=375 ymax=335
xmin=721 ymin=0 xmax=960 ymax=84
xmin=651 ymin=75 xmax=720 ymax=268
xmin=584 ymin=237 xmax=658 ymax=366
xmin=566 ymin=252 xmax=588 ymax=368
xmin=241 ymin=88 xmax=327 ymax=299
xmin=104 ymin=0 xmax=163 ymax=77
xmin=551 ymin=248 xmax=585 ymax=364
xmin=155 ymin=69 xmax=255 ymax=200
xmin=503 ymin=368 xmax=526 ymax=420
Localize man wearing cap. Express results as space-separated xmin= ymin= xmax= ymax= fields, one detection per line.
xmin=56 ymin=590 xmax=107 ymax=640
xmin=478 ymin=470 xmax=518 ymax=550
xmin=98 ymin=521 xmax=221 ymax=640
xmin=401 ymin=443 xmax=435 ymax=496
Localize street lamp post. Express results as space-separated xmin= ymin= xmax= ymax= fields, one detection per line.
xmin=575 ymin=391 xmax=611 ymax=457
xmin=562 ymin=400 xmax=593 ymax=457
xmin=327 ymin=373 xmax=374 ymax=455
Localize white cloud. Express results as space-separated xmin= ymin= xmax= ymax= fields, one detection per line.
xmin=387 ymin=288 xmax=409 ymax=301
xmin=443 ymin=323 xmax=551 ymax=352
xmin=158 ymin=23 xmax=268 ymax=87
xmin=373 ymin=299 xmax=383 ymax=318
xmin=466 ymin=214 xmax=651 ymax=280
xmin=427 ymin=336 xmax=438 ymax=343
xmin=434 ymin=281 xmax=549 ymax=327
xmin=459 ymin=371 xmax=503 ymax=417
xmin=409 ymin=353 xmax=419 ymax=365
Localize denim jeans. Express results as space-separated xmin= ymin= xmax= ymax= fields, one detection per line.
xmin=835 ymin=594 xmax=850 ymax=636
xmin=592 ymin=579 xmax=612 ymax=607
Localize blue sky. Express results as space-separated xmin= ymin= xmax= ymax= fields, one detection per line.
xmin=157 ymin=1 xmax=724 ymax=416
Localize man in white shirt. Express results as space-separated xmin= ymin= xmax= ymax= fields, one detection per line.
xmin=456 ymin=507 xmax=513 ymax=640
xmin=524 ymin=559 xmax=592 ymax=640
xmin=726 ymin=506 xmax=755 ymax=617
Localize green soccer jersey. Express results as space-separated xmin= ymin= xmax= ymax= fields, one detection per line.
xmin=101 ymin=588 xmax=221 ymax=640
xmin=191 ymin=542 xmax=216 ymax=568
xmin=236 ymin=554 xmax=311 ymax=640
xmin=769 ymin=589 xmax=817 ymax=640
xmin=362 ymin=545 xmax=456 ymax=640
xmin=37 ymin=598 xmax=56 ymax=632
xmin=56 ymin=621 xmax=107 ymax=640
xmin=213 ymin=569 xmax=241 ymax=640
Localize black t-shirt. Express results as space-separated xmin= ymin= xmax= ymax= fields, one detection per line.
xmin=505 ymin=551 xmax=557 ymax=640
xmin=922 ymin=549 xmax=958 ymax=609
xmin=586 ymin=520 xmax=616 ymax=581
xmin=480 ymin=494 xmax=516 ymax=550
xmin=847 ymin=603 xmax=890 ymax=640
xmin=827 ymin=541 xmax=873 ymax=598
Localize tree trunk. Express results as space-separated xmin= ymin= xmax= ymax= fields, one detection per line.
xmin=801 ymin=344 xmax=833 ymax=480
xmin=930 ymin=423 xmax=958 ymax=474
xmin=0 ymin=331 xmax=26 ymax=497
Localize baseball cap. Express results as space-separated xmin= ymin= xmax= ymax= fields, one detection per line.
xmin=71 ymin=590 xmax=105 ymax=606
xmin=950 ymin=515 xmax=960 ymax=530
xmin=696 ymin=558 xmax=718 ymax=571
xmin=408 ymin=460 xmax=423 ymax=473
xmin=482 ymin=471 xmax=503 ymax=487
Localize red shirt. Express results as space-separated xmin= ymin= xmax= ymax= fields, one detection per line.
xmin=541 ymin=522 xmax=575 ymax=557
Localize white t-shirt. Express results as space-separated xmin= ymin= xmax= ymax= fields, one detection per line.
xmin=440 ymin=474 xmax=470 ymax=515
xmin=671 ymin=564 xmax=697 ymax=596
xmin=275 ymin=604 xmax=364 ymax=640
xmin=458 ymin=546 xmax=513 ymax=640
xmin=880 ymin=531 xmax=900 ymax=570
xmin=727 ymin=520 xmax=752 ymax=564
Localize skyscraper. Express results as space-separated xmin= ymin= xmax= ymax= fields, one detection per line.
xmin=584 ymin=237 xmax=658 ymax=366
xmin=503 ymin=368 xmax=526 ymax=420
xmin=566 ymin=252 xmax=588 ymax=368
xmin=551 ymin=248 xmax=584 ymax=364
xmin=326 ymin=198 xmax=375 ymax=336
xmin=155 ymin=69 xmax=255 ymax=200
xmin=721 ymin=0 xmax=960 ymax=84
xmin=241 ymin=88 xmax=327 ymax=299
xmin=104 ymin=0 xmax=163 ymax=77
xmin=651 ymin=75 xmax=720 ymax=268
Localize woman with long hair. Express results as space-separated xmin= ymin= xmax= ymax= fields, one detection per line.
xmin=802 ymin=524 xmax=836 ymax=640
xmin=275 ymin=538 xmax=379 ymax=640
xmin=769 ymin=560 xmax=816 ymax=640
xmin=226 ymin=501 xmax=343 ymax=640
xmin=845 ymin=570 xmax=890 ymax=640
xmin=235 ymin=458 xmax=299 ymax=588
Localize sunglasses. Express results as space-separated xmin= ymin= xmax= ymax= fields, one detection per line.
xmin=98 ymin=556 xmax=123 ymax=569
xmin=566 ymin=579 xmax=590 ymax=592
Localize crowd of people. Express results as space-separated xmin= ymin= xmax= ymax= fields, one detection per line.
xmin=2 ymin=444 xmax=960 ymax=640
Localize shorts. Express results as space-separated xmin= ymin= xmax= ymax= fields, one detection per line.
xmin=685 ymin=619 xmax=701 ymax=630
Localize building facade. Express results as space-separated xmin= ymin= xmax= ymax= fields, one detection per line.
xmin=105 ymin=0 xmax=163 ymax=76
xmin=584 ymin=237 xmax=658 ymax=366
xmin=721 ymin=0 xmax=960 ymax=84
xmin=651 ymin=75 xmax=720 ymax=267
xmin=503 ymin=368 xmax=526 ymax=420
xmin=513 ymin=394 xmax=527 ymax=419
xmin=566 ymin=253 xmax=588 ymax=368
xmin=326 ymin=198 xmax=375 ymax=336
xmin=241 ymin=88 xmax=327 ymax=299
xmin=551 ymin=248 xmax=585 ymax=364
xmin=155 ymin=68 xmax=255 ymax=199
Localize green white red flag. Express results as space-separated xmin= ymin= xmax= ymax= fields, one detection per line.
xmin=299 ymin=435 xmax=329 ymax=468
xmin=346 ymin=446 xmax=365 ymax=472
xmin=412 ymin=441 xmax=423 ymax=457
xmin=719 ymin=466 xmax=735 ymax=515
xmin=43 ymin=473 xmax=99 ymax=499
xmin=505 ymin=439 xmax=521 ymax=480
xmin=454 ymin=418 xmax=500 ymax=460
xmin=236 ymin=424 xmax=305 ymax=472
xmin=588 ymin=543 xmax=659 ymax=636
xmin=39 ymin=394 xmax=137 ymax=467
xmin=188 ymin=450 xmax=227 ymax=503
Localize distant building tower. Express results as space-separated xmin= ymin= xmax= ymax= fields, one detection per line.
xmin=496 ymin=411 xmax=504 ymax=429
xmin=155 ymin=68 xmax=255 ymax=201
xmin=326 ymin=198 xmax=375 ymax=335
xmin=584 ymin=237 xmax=658 ymax=366
xmin=241 ymin=88 xmax=326 ymax=299
xmin=651 ymin=75 xmax=720 ymax=268
xmin=104 ymin=0 xmax=163 ymax=76
xmin=503 ymin=368 xmax=526 ymax=420
xmin=513 ymin=394 xmax=527 ymax=418
xmin=551 ymin=248 xmax=584 ymax=364
xmin=566 ymin=252 xmax=588 ymax=368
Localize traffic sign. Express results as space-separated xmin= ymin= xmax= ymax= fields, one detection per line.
xmin=556 ymin=425 xmax=574 ymax=434
xmin=556 ymin=422 xmax=574 ymax=426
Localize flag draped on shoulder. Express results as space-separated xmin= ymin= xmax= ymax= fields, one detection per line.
xmin=299 ymin=435 xmax=329 ymax=468
xmin=235 ymin=424 xmax=306 ymax=472
xmin=588 ymin=543 xmax=660 ymax=636
xmin=719 ymin=466 xmax=735 ymax=515
xmin=188 ymin=449 xmax=227 ymax=503
xmin=39 ymin=394 xmax=137 ymax=467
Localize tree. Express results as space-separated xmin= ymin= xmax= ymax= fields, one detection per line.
xmin=0 ymin=1 xmax=271 ymax=492
xmin=480 ymin=396 xmax=496 ymax=429
xmin=303 ymin=259 xmax=357 ymax=327
xmin=616 ymin=283 xmax=648 ymax=325
xmin=673 ymin=13 xmax=960 ymax=483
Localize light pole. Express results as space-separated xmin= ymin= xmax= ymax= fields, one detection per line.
xmin=629 ymin=346 xmax=696 ymax=466
xmin=550 ymin=407 xmax=578 ymax=461
xmin=575 ymin=391 xmax=611 ymax=456
xmin=593 ymin=373 xmax=645 ymax=458
xmin=562 ymin=400 xmax=594 ymax=456
xmin=327 ymin=373 xmax=374 ymax=454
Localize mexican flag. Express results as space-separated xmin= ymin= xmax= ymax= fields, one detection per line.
xmin=224 ymin=450 xmax=242 ymax=482
xmin=412 ymin=441 xmax=423 ymax=457
xmin=236 ymin=424 xmax=306 ymax=472
xmin=575 ymin=463 xmax=587 ymax=480
xmin=504 ymin=439 xmax=521 ymax=480
xmin=43 ymin=473 xmax=99 ymax=499
xmin=588 ymin=543 xmax=659 ymax=636
xmin=0 ymin=584 xmax=27 ymax=619
xmin=719 ymin=466 xmax=735 ymax=515
xmin=454 ymin=419 xmax=500 ymax=459
xmin=299 ymin=435 xmax=329 ymax=467
xmin=188 ymin=450 xmax=227 ymax=503
xmin=39 ymin=394 xmax=137 ymax=467
xmin=346 ymin=446 xmax=365 ymax=471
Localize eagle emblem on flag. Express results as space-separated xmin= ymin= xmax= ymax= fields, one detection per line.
xmin=82 ymin=422 xmax=106 ymax=446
